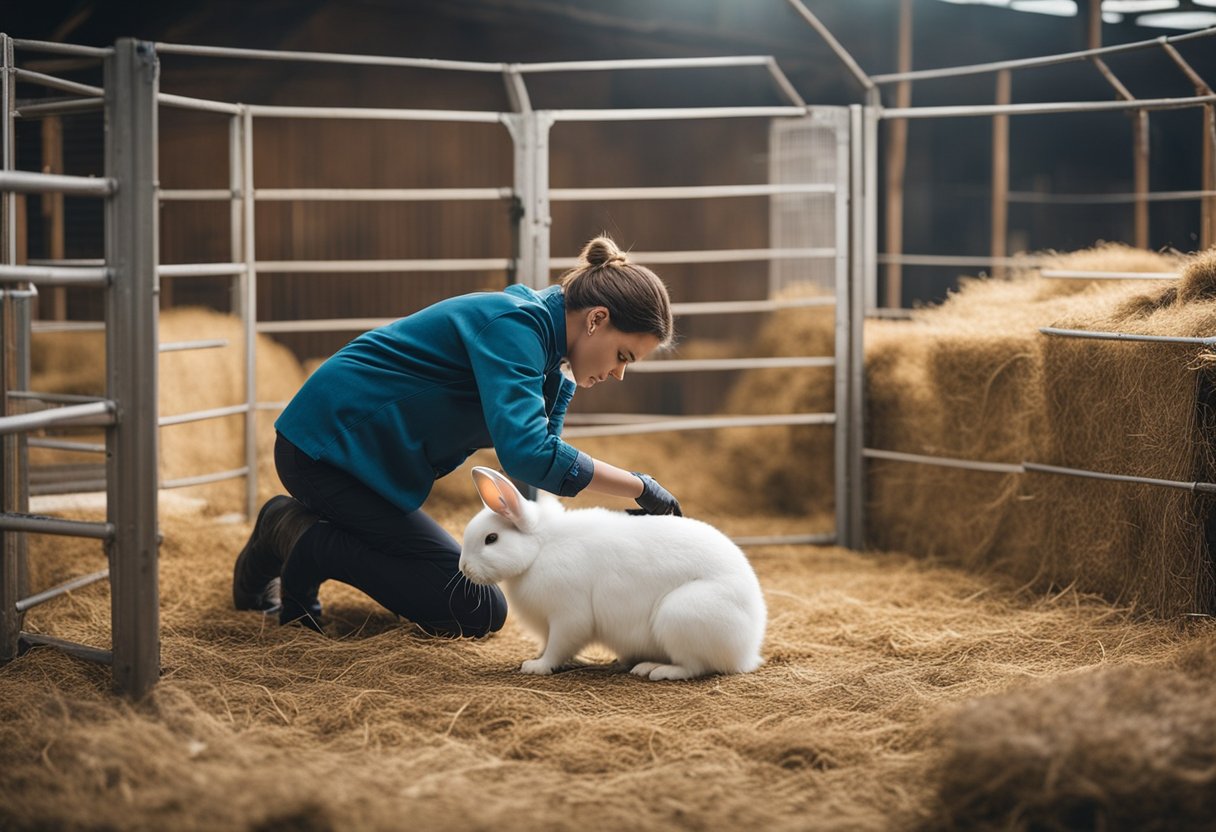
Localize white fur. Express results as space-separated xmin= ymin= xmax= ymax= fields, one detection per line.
xmin=459 ymin=467 xmax=766 ymax=681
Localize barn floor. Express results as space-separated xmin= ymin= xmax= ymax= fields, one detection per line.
xmin=2 ymin=501 xmax=1213 ymax=831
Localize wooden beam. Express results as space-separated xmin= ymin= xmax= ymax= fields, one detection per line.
xmin=992 ymin=70 xmax=1010 ymax=281
xmin=883 ymin=0 xmax=912 ymax=308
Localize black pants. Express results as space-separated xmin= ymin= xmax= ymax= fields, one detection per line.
xmin=274 ymin=433 xmax=507 ymax=637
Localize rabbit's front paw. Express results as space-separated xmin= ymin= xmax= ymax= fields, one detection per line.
xmin=520 ymin=658 xmax=554 ymax=675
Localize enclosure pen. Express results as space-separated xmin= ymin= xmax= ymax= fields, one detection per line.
xmin=0 ymin=37 xmax=159 ymax=698
xmin=2 ymin=7 xmax=1216 ymax=831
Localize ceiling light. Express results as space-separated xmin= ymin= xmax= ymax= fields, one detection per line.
xmin=1103 ymin=10 xmax=1124 ymax=20
xmin=1134 ymin=10 xmax=1216 ymax=26
xmin=1192 ymin=0 xmax=1216 ymax=7
xmin=1102 ymin=0 xmax=1176 ymax=10
xmin=1009 ymin=0 xmax=1078 ymax=16
xmin=936 ymin=0 xmax=1012 ymax=5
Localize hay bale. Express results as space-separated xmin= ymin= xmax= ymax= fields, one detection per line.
xmin=30 ymin=308 xmax=307 ymax=515
xmin=1035 ymin=250 xmax=1216 ymax=615
xmin=707 ymin=290 xmax=836 ymax=518
xmin=924 ymin=640 xmax=1216 ymax=831
xmin=864 ymin=244 xmax=1215 ymax=615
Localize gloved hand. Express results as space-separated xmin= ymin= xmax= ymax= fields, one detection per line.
xmin=631 ymin=472 xmax=683 ymax=516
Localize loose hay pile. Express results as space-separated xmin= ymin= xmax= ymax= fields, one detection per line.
xmin=3 ymin=506 xmax=1215 ymax=830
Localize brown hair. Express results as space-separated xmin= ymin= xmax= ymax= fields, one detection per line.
xmin=560 ymin=235 xmax=674 ymax=347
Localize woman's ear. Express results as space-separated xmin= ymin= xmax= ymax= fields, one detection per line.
xmin=586 ymin=306 xmax=609 ymax=334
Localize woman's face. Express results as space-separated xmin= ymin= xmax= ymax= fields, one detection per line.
xmin=566 ymin=307 xmax=662 ymax=389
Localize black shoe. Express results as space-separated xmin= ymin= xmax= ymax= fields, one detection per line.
xmin=280 ymin=596 xmax=325 ymax=633
xmin=233 ymin=495 xmax=316 ymax=612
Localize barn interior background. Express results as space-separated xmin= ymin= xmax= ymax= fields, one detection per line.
xmin=3 ymin=2 xmax=1216 ymax=830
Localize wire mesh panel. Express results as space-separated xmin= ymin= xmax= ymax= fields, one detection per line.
xmin=769 ymin=111 xmax=843 ymax=297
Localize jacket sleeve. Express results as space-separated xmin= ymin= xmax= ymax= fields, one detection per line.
xmin=547 ymin=375 xmax=577 ymax=436
xmin=466 ymin=311 xmax=592 ymax=496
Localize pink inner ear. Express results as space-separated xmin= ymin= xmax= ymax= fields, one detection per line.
xmin=473 ymin=468 xmax=523 ymax=524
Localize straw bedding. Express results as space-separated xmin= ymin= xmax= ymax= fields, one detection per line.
xmin=3 ymin=508 xmax=1214 ymax=830
xmin=4 ymin=254 xmax=1216 ymax=829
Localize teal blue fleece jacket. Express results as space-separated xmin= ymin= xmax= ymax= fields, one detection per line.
xmin=275 ymin=284 xmax=591 ymax=513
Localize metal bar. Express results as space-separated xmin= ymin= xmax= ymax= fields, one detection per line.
xmin=502 ymin=65 xmax=531 ymax=115
xmin=256 ymin=257 xmax=512 ymax=273
xmin=9 ymin=390 xmax=106 ymax=404
xmin=27 ymin=257 xmax=104 ymax=266
xmin=866 ymin=307 xmax=914 ymax=320
xmin=0 ymin=512 xmax=114 ymax=539
xmin=16 ymin=568 xmax=108 ymax=612
xmin=518 ymin=56 xmax=773 ymax=73
xmin=161 ymin=466 xmax=249 ymax=490
xmin=671 ymin=297 xmax=835 ymax=315
xmin=158 ymin=339 xmax=227 ymax=353
xmin=31 ymin=479 xmax=106 ymax=496
xmin=1008 ymin=189 xmax=1216 ymax=204
xmin=783 ymin=0 xmax=874 ymax=91
xmin=154 ymin=41 xmax=505 ymax=72
xmin=159 ymin=402 xmax=248 ymax=427
xmin=550 ymin=247 xmax=836 ymax=269
xmin=562 ymin=413 xmax=834 ymax=439
xmin=105 ymin=38 xmax=161 ymax=699
xmin=548 ymin=106 xmax=806 ymax=123
xmin=31 ymin=321 xmax=104 ymax=333
xmin=1160 ymin=42 xmax=1213 ymax=96
xmin=156 ymin=92 xmax=241 ymax=115
xmin=0 ymin=264 xmax=110 ymax=286
xmin=13 ymin=68 xmax=104 ymax=98
xmin=19 ymin=632 xmax=112 ymax=665
xmin=628 ymin=357 xmax=834 ymax=373
xmin=12 ymin=39 xmax=113 ymax=58
xmin=765 ymin=57 xmax=807 ymax=109
xmin=14 ymin=98 xmax=105 ymax=118
xmin=1023 ymin=461 xmax=1216 ymax=494
xmin=1090 ymin=57 xmax=1134 ymax=102
xmin=858 ymin=100 xmax=878 ymax=544
xmin=256 ymin=317 xmax=390 ymax=334
xmin=158 ymin=262 xmax=245 ymax=277
xmin=0 ymin=170 xmax=114 ymax=196
xmin=877 ymin=252 xmax=1044 ymax=267
xmin=28 ymin=438 xmax=106 ymax=454
xmin=251 ymin=187 xmax=514 ymax=202
xmin=246 ymin=103 xmax=505 ymax=123
xmin=871 ymin=27 xmax=1216 ymax=84
xmin=158 ymin=188 xmax=232 ymax=201
xmin=550 ymin=183 xmax=834 ymax=201
xmin=0 ymin=33 xmax=21 ymax=661
xmin=240 ymin=107 xmax=257 ymax=520
xmin=1041 ymin=269 xmax=1177 ymax=280
xmin=733 ymin=532 xmax=836 ymax=547
xmin=864 ymin=447 xmax=1024 ymax=474
xmin=882 ymin=93 xmax=1216 ymax=120
xmin=833 ymin=104 xmax=852 ymax=552
xmin=0 ymin=400 xmax=114 ymax=434
xmin=1040 ymin=326 xmax=1216 ymax=345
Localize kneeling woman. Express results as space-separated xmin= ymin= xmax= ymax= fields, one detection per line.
xmin=232 ymin=235 xmax=681 ymax=636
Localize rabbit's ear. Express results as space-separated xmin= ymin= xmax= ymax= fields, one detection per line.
xmin=471 ymin=466 xmax=528 ymax=529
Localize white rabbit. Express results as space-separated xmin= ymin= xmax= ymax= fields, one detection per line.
xmin=459 ymin=466 xmax=766 ymax=681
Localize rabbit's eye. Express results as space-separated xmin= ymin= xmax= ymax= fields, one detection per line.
xmin=485 ymin=533 xmax=499 ymax=545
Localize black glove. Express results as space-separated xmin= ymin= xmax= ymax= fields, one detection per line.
xmin=631 ymin=472 xmax=683 ymax=517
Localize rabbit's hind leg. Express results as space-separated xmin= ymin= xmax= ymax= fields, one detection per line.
xmin=633 ymin=661 xmax=698 ymax=681
xmin=652 ymin=581 xmax=756 ymax=678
